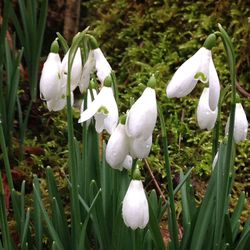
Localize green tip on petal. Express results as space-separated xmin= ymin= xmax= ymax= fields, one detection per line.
xmin=147 ymin=74 xmax=156 ymax=88
xmin=103 ymin=75 xmax=112 ymax=87
xmin=88 ymin=35 xmax=99 ymax=50
xmin=194 ymin=72 xmax=207 ymax=82
xmin=119 ymin=114 xmax=127 ymax=125
xmin=132 ymin=165 xmax=142 ymax=180
xmin=50 ymin=39 xmax=59 ymax=53
xmin=203 ymin=33 xmax=216 ymax=50
xmin=98 ymin=106 xmax=109 ymax=115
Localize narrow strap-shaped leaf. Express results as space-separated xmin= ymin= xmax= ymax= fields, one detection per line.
xmin=33 ymin=177 xmax=43 ymax=250
xmin=190 ymin=169 xmax=216 ymax=250
xmin=223 ymin=214 xmax=233 ymax=246
xmin=78 ymin=188 xmax=101 ymax=250
xmin=33 ymin=181 xmax=64 ymax=249
xmin=21 ymin=208 xmax=31 ymax=249
xmin=148 ymin=200 xmax=165 ymax=250
xmin=0 ymin=173 xmax=13 ymax=250
xmin=46 ymin=167 xmax=70 ymax=247
xmin=231 ymin=192 xmax=245 ymax=241
xmin=173 ymin=167 xmax=193 ymax=196
xmin=235 ymin=217 xmax=250 ymax=250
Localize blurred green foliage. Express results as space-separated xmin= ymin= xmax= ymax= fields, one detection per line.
xmin=81 ymin=0 xmax=250 ymax=179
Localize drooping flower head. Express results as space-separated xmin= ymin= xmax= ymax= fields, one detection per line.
xmin=197 ymin=87 xmax=218 ymax=130
xmin=122 ymin=167 xmax=149 ymax=230
xmin=126 ymin=75 xmax=157 ymax=140
xmin=40 ymin=40 xmax=67 ymax=111
xmin=166 ymin=34 xmax=220 ymax=111
xmin=78 ymin=76 xmax=118 ymax=134
xmin=79 ymin=36 xmax=112 ymax=92
xmin=105 ymin=123 xmax=131 ymax=171
xmin=225 ymin=103 xmax=248 ymax=143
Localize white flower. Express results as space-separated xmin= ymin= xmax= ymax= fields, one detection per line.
xmin=126 ymin=87 xmax=157 ymax=140
xmin=225 ymin=103 xmax=248 ymax=143
xmin=79 ymin=51 xmax=95 ymax=92
xmin=78 ymin=48 xmax=112 ymax=92
xmin=93 ymin=48 xmax=112 ymax=84
xmin=78 ymin=86 xmax=118 ymax=134
xmin=121 ymin=155 xmax=132 ymax=170
xmin=106 ymin=124 xmax=130 ymax=170
xmin=40 ymin=52 xmax=62 ymax=102
xmin=197 ymin=88 xmax=218 ymax=130
xmin=61 ymin=48 xmax=82 ymax=91
xmin=122 ymin=180 xmax=149 ymax=230
xmin=166 ymin=47 xmax=220 ymax=111
xmin=129 ymin=136 xmax=152 ymax=159
xmin=80 ymin=89 xmax=97 ymax=126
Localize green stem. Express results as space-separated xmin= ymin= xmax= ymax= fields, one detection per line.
xmin=158 ymin=104 xmax=179 ymax=249
xmin=66 ymin=44 xmax=82 ymax=249
xmin=213 ymin=24 xmax=237 ymax=250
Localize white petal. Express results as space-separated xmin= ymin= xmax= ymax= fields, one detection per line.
xmin=94 ymin=111 xmax=107 ymax=133
xmin=103 ymin=91 xmax=119 ymax=134
xmin=46 ymin=91 xmax=74 ymax=111
xmin=78 ymin=88 xmax=106 ymax=123
xmin=226 ymin=103 xmax=248 ymax=143
xmin=122 ymin=180 xmax=149 ymax=230
xmin=121 ymin=155 xmax=133 ymax=170
xmin=166 ymin=48 xmax=205 ymax=98
xmin=105 ymin=124 xmax=129 ymax=170
xmin=40 ymin=53 xmax=62 ymax=101
xmin=126 ymin=87 xmax=157 ymax=139
xmin=129 ymin=136 xmax=152 ymax=159
xmin=197 ymin=48 xmax=211 ymax=83
xmin=61 ymin=48 xmax=82 ymax=90
xmin=208 ymin=56 xmax=220 ymax=111
xmin=80 ymin=89 xmax=97 ymax=126
xmin=78 ymin=87 xmax=118 ymax=134
xmin=93 ymin=48 xmax=112 ymax=84
xmin=197 ymin=88 xmax=218 ymax=130
xmin=79 ymin=51 xmax=95 ymax=92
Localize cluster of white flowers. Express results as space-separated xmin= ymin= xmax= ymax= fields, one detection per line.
xmin=39 ymin=40 xmax=112 ymax=112
xmin=40 ymin=33 xmax=248 ymax=231
xmin=166 ymin=36 xmax=248 ymax=143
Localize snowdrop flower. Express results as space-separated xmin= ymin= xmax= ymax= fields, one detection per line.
xmin=106 ymin=124 xmax=130 ymax=170
xmin=79 ymin=51 xmax=95 ymax=92
xmin=40 ymin=51 xmax=62 ymax=103
xmin=126 ymin=87 xmax=157 ymax=140
xmin=197 ymin=88 xmax=218 ymax=130
xmin=166 ymin=34 xmax=220 ymax=111
xmin=122 ymin=180 xmax=149 ymax=230
xmin=40 ymin=40 xmax=70 ymax=111
xmin=225 ymin=103 xmax=248 ymax=143
xmin=61 ymin=48 xmax=82 ymax=90
xmin=78 ymin=84 xmax=118 ymax=134
xmin=78 ymin=43 xmax=111 ymax=92
xmin=93 ymin=48 xmax=112 ymax=84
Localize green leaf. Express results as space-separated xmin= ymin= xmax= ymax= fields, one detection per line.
xmin=148 ymin=199 xmax=165 ymax=250
xmin=33 ymin=179 xmax=64 ymax=250
xmin=231 ymin=193 xmax=245 ymax=241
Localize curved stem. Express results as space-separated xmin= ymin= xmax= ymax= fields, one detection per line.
xmin=158 ymin=104 xmax=179 ymax=250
